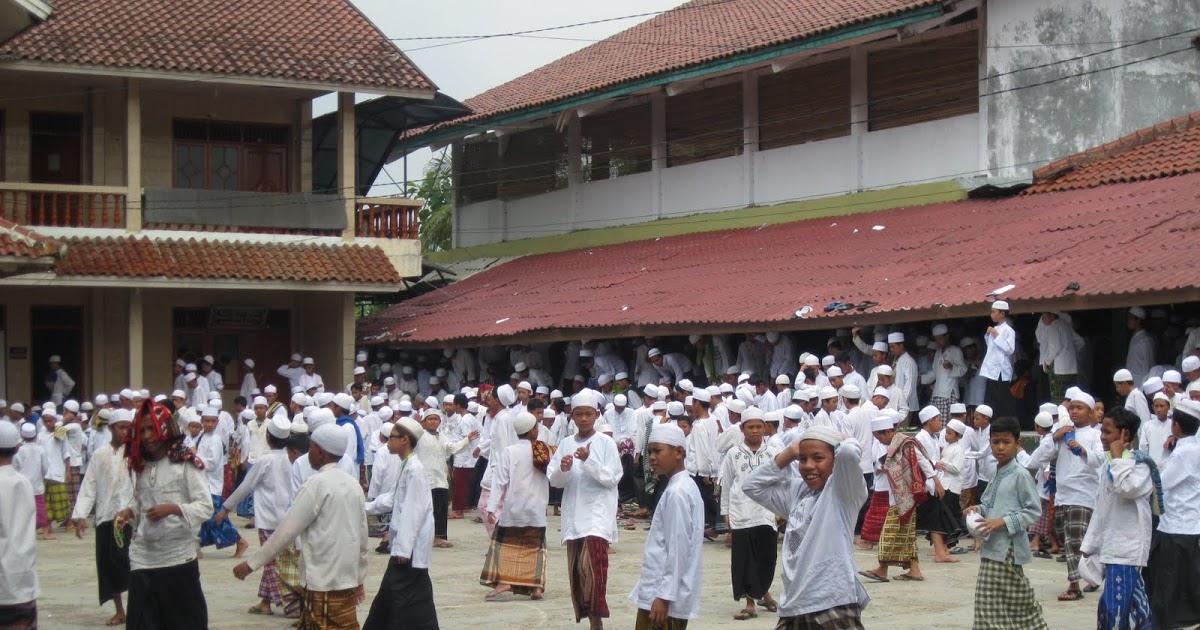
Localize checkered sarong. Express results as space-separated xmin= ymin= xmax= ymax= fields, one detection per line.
xmin=276 ymin=542 xmax=303 ymax=617
xmin=45 ymin=480 xmax=71 ymax=522
xmin=860 ymin=491 xmax=889 ymax=543
xmin=775 ymin=605 xmax=865 ymax=630
xmin=257 ymin=529 xmax=282 ymax=605
xmin=1053 ymin=505 xmax=1092 ymax=582
xmin=931 ymin=395 xmax=956 ymax=423
xmin=877 ymin=506 xmax=917 ymax=569
xmin=1029 ymin=498 xmax=1055 ymax=537
xmin=973 ymin=550 xmax=1049 ymax=629
xmin=65 ymin=465 xmax=82 ymax=512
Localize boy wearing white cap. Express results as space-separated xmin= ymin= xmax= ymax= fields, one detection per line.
xmin=719 ymin=410 xmax=780 ymax=620
xmin=861 ymin=411 xmax=937 ymax=583
xmin=922 ymin=324 xmax=967 ymax=420
xmin=1025 ymin=411 xmax=1061 ymax=559
xmin=45 ymin=354 xmax=75 ymax=405
xmin=239 ymin=358 xmax=258 ymax=401
xmin=237 ymin=423 xmax=369 ymax=629
xmin=71 ymin=408 xmax=134 ymax=625
xmin=1126 ymin=307 xmax=1155 ymax=387
xmin=221 ymin=416 xmax=300 ymax=616
xmin=629 ymin=422 xmax=703 ymax=629
xmin=888 ymin=333 xmax=919 ymax=424
xmin=0 ymin=422 xmax=39 ymax=628
xmin=13 ymin=422 xmax=51 ymax=541
xmin=196 ymin=407 xmax=249 ymax=559
xmin=745 ymin=424 xmax=868 ymax=626
xmin=980 ymin=300 xmax=1018 ymax=419
xmin=1114 ymin=369 xmax=1152 ymax=425
xmin=914 ymin=406 xmax=964 ymax=563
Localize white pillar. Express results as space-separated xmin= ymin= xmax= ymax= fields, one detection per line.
xmin=337 ymin=92 xmax=356 ymax=240
xmin=650 ymin=90 xmax=666 ymax=219
xmin=125 ymin=79 xmax=142 ymax=232
xmin=850 ymin=47 xmax=869 ymax=192
xmin=742 ymin=71 xmax=759 ymax=207
xmin=128 ymin=288 xmax=143 ymax=388
xmin=567 ymin=111 xmax=582 ymax=232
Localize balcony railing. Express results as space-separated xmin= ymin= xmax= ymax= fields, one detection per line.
xmin=0 ymin=183 xmax=127 ymax=229
xmin=355 ymin=197 xmax=422 ymax=240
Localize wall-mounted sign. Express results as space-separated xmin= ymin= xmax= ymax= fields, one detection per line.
xmin=208 ymin=307 xmax=269 ymax=330
xmin=9 ymin=346 xmax=28 ymax=360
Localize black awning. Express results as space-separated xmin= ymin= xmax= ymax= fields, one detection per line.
xmin=312 ymin=93 xmax=470 ymax=196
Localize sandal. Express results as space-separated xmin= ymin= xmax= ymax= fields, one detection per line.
xmin=105 ymin=614 xmax=126 ymax=627
xmin=1033 ymin=550 xmax=1052 ymax=559
xmin=763 ymin=598 xmax=778 ymax=613
xmin=734 ymin=608 xmax=758 ymax=620
xmin=950 ymin=547 xmax=970 ymax=555
xmin=858 ymin=570 xmax=890 ymax=583
xmin=1057 ymin=590 xmax=1084 ymax=601
xmin=1083 ymin=584 xmax=1100 ymax=593
xmin=894 ymin=574 xmax=925 ymax=581
xmin=433 ymin=540 xmax=454 ymax=548
xmin=247 ymin=606 xmax=273 ymax=615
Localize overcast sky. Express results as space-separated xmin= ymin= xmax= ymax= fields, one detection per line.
xmin=330 ymin=0 xmax=683 ymax=194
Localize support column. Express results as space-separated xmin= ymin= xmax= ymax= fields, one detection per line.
xmin=566 ymin=111 xmax=582 ymax=232
xmin=337 ymin=92 xmax=356 ymax=240
xmin=299 ymin=100 xmax=313 ymax=192
xmin=850 ymin=47 xmax=869 ymax=192
xmin=741 ymin=71 xmax=759 ymax=207
xmin=340 ymin=292 xmax=355 ymax=391
xmin=650 ymin=90 xmax=666 ymax=219
xmin=128 ymin=288 xmax=143 ymax=388
xmin=125 ymin=79 xmax=142 ymax=232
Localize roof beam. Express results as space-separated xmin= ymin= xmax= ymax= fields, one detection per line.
xmin=898 ymin=0 xmax=979 ymax=39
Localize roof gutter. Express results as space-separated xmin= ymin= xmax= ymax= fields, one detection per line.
xmin=406 ymin=3 xmax=946 ymax=148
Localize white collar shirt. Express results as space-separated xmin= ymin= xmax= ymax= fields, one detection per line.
xmin=548 ymin=431 xmax=622 ymax=543
xmin=1034 ymin=424 xmax=1104 ymax=509
xmin=921 ymin=345 xmax=967 ymax=400
xmin=71 ymin=443 xmax=131 ymax=524
xmin=1158 ymin=436 xmax=1200 ymax=535
xmin=1138 ymin=414 xmax=1173 ymax=464
xmin=628 ymin=470 xmax=704 ymax=620
xmin=980 ymin=321 xmax=1016 ymax=381
xmin=224 ymin=448 xmax=293 ymax=530
xmin=124 ymin=458 xmax=213 ymax=570
xmin=365 ymin=455 xmax=434 ymax=568
xmin=12 ymin=441 xmax=48 ymax=494
xmin=719 ymin=441 xmax=781 ymax=529
xmin=0 ymin=467 xmax=38 ymax=605
xmin=491 ymin=441 xmax=550 ymax=528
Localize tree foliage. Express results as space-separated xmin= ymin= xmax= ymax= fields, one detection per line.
xmin=409 ymin=152 xmax=453 ymax=254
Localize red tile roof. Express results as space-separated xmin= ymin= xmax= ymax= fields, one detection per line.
xmin=55 ymin=235 xmax=402 ymax=285
xmin=0 ymin=0 xmax=435 ymax=93
xmin=0 ymin=217 xmax=65 ymax=259
xmin=1026 ymin=111 xmax=1200 ymax=194
xmin=412 ymin=0 xmax=940 ymax=138
xmin=358 ymin=171 xmax=1200 ymax=346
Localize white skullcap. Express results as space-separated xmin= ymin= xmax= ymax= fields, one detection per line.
xmin=775 ymin=374 xmax=791 ymax=385
xmin=264 ymin=384 xmax=278 ymax=394
xmin=267 ymin=416 xmax=292 ymax=439
xmin=1113 ymin=369 xmax=1134 ymax=383
xmin=1034 ymin=412 xmax=1055 ymax=428
xmin=438 ymin=394 xmax=453 ymax=405
xmin=818 ymin=386 xmax=838 ymax=400
xmin=184 ymin=373 xmax=197 ymax=383
xmin=726 ymin=365 xmax=740 ymax=375
xmin=401 ymin=366 xmax=414 ymax=375
xmin=291 ymin=392 xmax=307 ymax=405
xmin=1164 ymin=370 xmax=1183 ymax=384
xmin=741 ymin=406 xmax=764 ymax=422
xmin=932 ymin=324 xmax=949 ymax=337
xmin=0 ymin=423 xmax=19 ymax=449
xmin=516 ymin=380 xmax=532 ymax=392
xmin=19 ymin=422 xmax=37 ymax=440
xmin=329 ymin=393 xmax=354 ymax=412
xmin=240 ymin=409 xmax=256 ymax=422
xmin=513 ymin=412 xmax=537 ymax=436
xmin=370 ymin=395 xmax=385 ymax=407
xmin=871 ymin=415 xmax=897 ymax=432
xmin=398 ymin=400 xmax=413 ymax=412
xmin=572 ymin=389 xmax=602 ymax=411
xmin=201 ymin=405 xmax=219 ymax=418
xmin=1039 ymin=403 xmax=1059 ymax=416
xmin=579 ymin=349 xmax=594 ymax=358
xmin=840 ymin=384 xmax=861 ymax=398
xmin=918 ymin=405 xmax=941 ymax=424
xmin=94 ymin=394 xmax=109 ymax=406
xmin=9 ymin=403 xmax=24 ymax=413
xmin=513 ymin=361 xmax=527 ymax=372
xmin=677 ymin=379 xmax=694 ymax=393
xmin=533 ymin=386 xmax=549 ymax=396
xmin=950 ymin=403 xmax=968 ymax=415
xmin=821 ymin=355 xmax=836 ymax=367
xmin=496 ymin=384 xmax=517 ymax=407
xmin=947 ymin=418 xmax=968 ymax=436
xmin=422 ymin=396 xmax=438 ymax=410
xmin=800 ymin=425 xmax=842 ymax=448
xmin=396 ymin=417 xmax=425 ymax=442
xmin=1153 ymin=392 xmax=1171 ymax=404
xmin=876 ymin=365 xmax=894 ymax=377
xmin=791 ymin=389 xmax=809 ymax=402
xmin=871 ymin=341 xmax=888 ymax=353
xmin=651 ymin=400 xmax=668 ymax=411
xmin=253 ymin=396 xmax=268 ymax=407
xmin=467 ymin=401 xmax=480 ymax=414
xmin=683 ymin=396 xmax=693 ymax=407
xmin=726 ymin=400 xmax=747 ymax=415
xmin=666 ymin=401 xmax=686 ymax=417
xmin=110 ymin=409 xmax=133 ymax=425
xmin=657 ymin=385 xmax=670 ymax=399
xmin=1071 ymin=391 xmax=1096 ymax=408
xmin=1183 ymin=356 xmax=1200 ymax=372
xmin=737 ymin=373 xmax=751 ymax=384
xmin=302 ymin=357 xmax=314 ymax=365
xmin=960 ymin=337 xmax=977 ymax=348
xmin=62 ymin=400 xmax=79 ymax=413
xmin=1143 ymin=377 xmax=1164 ymax=395
xmin=692 ymin=389 xmax=711 ymax=404
xmin=614 ymin=394 xmax=627 ymax=407
xmin=802 ymin=355 xmax=820 ymax=367
xmin=311 ymin=424 xmax=347 ymax=456
xmin=887 ymin=332 xmax=905 ymax=344
xmin=649 ymin=422 xmax=686 ymax=448
xmin=353 ymin=366 xmax=366 ymax=376
xmin=1129 ymin=306 xmax=1147 ymax=320
xmin=1178 ymin=399 xmax=1200 ymax=417
xmin=992 ymin=300 xmax=1010 ymax=311
xmin=872 ymin=387 xmax=891 ymax=400
xmin=826 ymin=366 xmax=844 ymax=378
xmin=976 ymin=404 xmax=994 ymax=418
xmin=719 ymin=383 xmax=734 ymax=394
xmin=384 ymin=376 xmax=396 ymax=385
xmin=308 ymin=408 xmax=336 ymax=431
xmin=688 ymin=334 xmax=702 ymax=344
xmin=782 ymin=404 xmax=804 ymax=420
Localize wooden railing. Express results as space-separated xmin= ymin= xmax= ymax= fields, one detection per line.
xmin=0 ymin=183 xmax=127 ymax=229
xmin=355 ymin=197 xmax=422 ymax=240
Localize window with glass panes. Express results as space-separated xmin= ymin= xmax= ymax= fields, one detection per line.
xmin=173 ymin=121 xmax=289 ymax=192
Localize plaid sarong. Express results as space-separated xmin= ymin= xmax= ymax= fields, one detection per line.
xmin=860 ymin=491 xmax=890 ymax=543
xmin=45 ymin=480 xmax=70 ymax=522
xmin=0 ymin=601 xmax=38 ymax=629
xmin=276 ymin=543 xmax=303 ymax=617
xmin=974 ymin=550 xmax=1049 ymax=629
xmin=566 ymin=536 xmax=610 ymax=622
xmin=65 ymin=465 xmax=82 ymax=514
xmin=480 ymin=525 xmax=547 ymax=593
xmin=931 ymin=395 xmax=956 ymax=423
xmin=776 ymin=604 xmax=865 ymax=630
xmin=1029 ymin=498 xmax=1055 ymax=537
xmin=257 ymin=529 xmax=282 ymax=605
xmin=34 ymin=494 xmax=49 ymax=530
xmin=1053 ymin=505 xmax=1092 ymax=582
xmin=877 ymin=506 xmax=917 ymax=569
xmin=298 ymin=588 xmax=359 ymax=630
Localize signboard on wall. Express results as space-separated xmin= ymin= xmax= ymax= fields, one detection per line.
xmin=207 ymin=306 xmax=269 ymax=330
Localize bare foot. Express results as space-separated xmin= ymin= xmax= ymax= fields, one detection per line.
xmin=531 ymin=588 xmax=544 ymax=600
xmin=934 ymin=556 xmax=960 ymax=563
xmin=484 ymin=586 xmax=512 ymax=600
xmin=854 ymin=541 xmax=873 ymax=550
xmin=39 ymin=534 xmax=57 ymax=541
xmin=233 ymin=538 xmax=250 ymax=559
xmin=105 ymin=613 xmax=126 ymax=626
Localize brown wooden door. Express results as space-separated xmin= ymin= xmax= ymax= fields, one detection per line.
xmin=30 ymin=113 xmax=83 ymax=184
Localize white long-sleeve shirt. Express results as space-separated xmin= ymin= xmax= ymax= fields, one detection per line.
xmin=1158 ymin=436 xmax=1200 ymax=535
xmin=491 ymin=441 xmax=550 ymax=528
xmin=1033 ymin=424 xmax=1104 ymax=509
xmin=940 ymin=441 xmax=966 ymax=494
xmin=0 ymin=467 xmax=38 ymax=605
xmin=1125 ymin=390 xmax=1151 ymax=424
xmin=1138 ymin=415 xmax=1173 ymax=464
xmin=688 ymin=416 xmax=719 ymax=477
xmin=1080 ymin=456 xmax=1153 ymax=566
xmin=548 ymin=431 xmax=621 ymax=544
xmin=843 ymin=405 xmax=878 ymax=475
xmin=239 ymin=373 xmax=257 ymax=401
xmin=965 ymin=425 xmax=996 ymax=483
xmin=744 ymin=439 xmax=869 ymax=618
xmin=367 ymin=444 xmax=400 ymax=501
xmin=48 ymin=368 xmax=75 ymax=404
xmin=1126 ymin=329 xmax=1155 ymax=387
xmin=452 ymin=413 xmax=482 ymax=469
xmin=481 ymin=409 xmax=517 ymax=489
xmin=415 ymin=430 xmax=470 ymax=490
xmin=37 ymin=430 xmax=67 ymax=482
xmin=195 ymin=431 xmax=226 ymax=495
xmin=894 ymin=353 xmax=919 ymax=413
xmin=123 ymin=459 xmax=213 ymax=570
xmin=980 ymin=321 xmax=1016 ymax=381
xmin=249 ymin=463 xmax=368 ymax=590
xmin=187 ymin=379 xmax=211 ymax=409
xmin=12 ymin=440 xmax=48 ymax=494
xmin=1037 ymin=317 xmax=1080 ymax=374
xmin=921 ymin=345 xmax=966 ymax=400
xmin=224 ymin=448 xmax=293 ymax=531
xmin=70 ymin=443 xmax=131 ymax=525
xmin=277 ymin=364 xmax=305 ymax=390
xmin=365 ymin=454 xmax=434 ymax=569
xmin=719 ymin=441 xmax=780 ymax=529
xmin=628 ymin=470 xmax=703 ymax=620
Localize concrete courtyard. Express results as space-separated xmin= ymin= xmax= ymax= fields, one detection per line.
xmin=36 ymin=513 xmax=1089 ymax=629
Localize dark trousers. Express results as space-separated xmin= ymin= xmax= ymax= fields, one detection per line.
xmin=618 ymin=454 xmax=637 ymax=504
xmin=648 ymin=474 xmax=667 ymax=512
xmin=364 ymin=559 xmax=439 ymax=630
xmin=692 ymin=475 xmax=718 ymax=528
xmin=126 ymin=560 xmax=207 ymax=630
xmin=470 ymin=456 xmax=488 ymax=509
xmin=985 ymin=378 xmax=1017 ymax=419
xmin=432 ymin=488 xmax=449 ymax=539
xmin=854 ymin=474 xmax=873 ymax=535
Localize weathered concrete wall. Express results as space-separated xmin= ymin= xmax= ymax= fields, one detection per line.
xmin=986 ymin=0 xmax=1200 ymax=176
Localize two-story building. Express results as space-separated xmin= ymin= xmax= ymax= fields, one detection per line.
xmin=0 ymin=0 xmax=459 ymax=402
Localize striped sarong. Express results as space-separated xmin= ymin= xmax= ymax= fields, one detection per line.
xmin=776 ymin=604 xmax=865 ymax=630
xmin=973 ymin=550 xmax=1049 ymax=629
xmin=65 ymin=465 xmax=82 ymax=516
xmin=634 ymin=608 xmax=689 ymax=629
xmin=298 ymin=588 xmax=359 ymax=630
xmin=45 ymin=480 xmax=70 ymax=522
xmin=256 ymin=529 xmax=282 ymax=605
xmin=877 ymin=506 xmax=917 ymax=569
xmin=566 ymin=536 xmax=610 ymax=622
xmin=34 ymin=494 xmax=49 ymax=529
xmin=275 ymin=543 xmax=303 ymax=617
xmin=860 ymin=491 xmax=890 ymax=543
xmin=480 ymin=525 xmax=547 ymax=594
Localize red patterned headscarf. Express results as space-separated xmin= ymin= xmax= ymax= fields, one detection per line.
xmin=125 ymin=399 xmax=205 ymax=473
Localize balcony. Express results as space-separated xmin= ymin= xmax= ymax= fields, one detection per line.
xmin=0 ymin=183 xmax=127 ymax=229
xmin=355 ymin=197 xmax=421 ymax=240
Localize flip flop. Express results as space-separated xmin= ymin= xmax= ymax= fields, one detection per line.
xmin=858 ymin=570 xmax=890 ymax=583
xmin=1033 ymin=550 xmax=1052 ymax=559
xmin=1083 ymin=584 xmax=1100 ymax=593
xmin=247 ymin=606 xmax=273 ymax=616
xmin=894 ymin=574 xmax=925 ymax=581
xmin=950 ymin=547 xmax=970 ymax=555
xmin=734 ymin=608 xmax=758 ymax=620
xmin=1057 ymin=590 xmax=1084 ymax=601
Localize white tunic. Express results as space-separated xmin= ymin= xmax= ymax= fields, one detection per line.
xmin=1080 ymin=456 xmax=1153 ymax=566
xmin=367 ymin=443 xmax=400 ymax=501
xmin=71 ymin=443 xmax=132 ymax=525
xmin=548 ymin=431 xmax=621 ymax=543
xmin=239 ymin=373 xmax=257 ymax=401
xmin=12 ymin=440 xmax=48 ymax=494
xmin=1125 ymin=390 xmax=1152 ymax=424
xmin=452 ymin=413 xmax=482 ymax=468
xmin=894 ymin=353 xmax=920 ymax=413
xmin=415 ymin=431 xmax=470 ymax=490
xmin=980 ymin=321 xmax=1016 ymax=381
xmin=628 ymin=470 xmax=704 ymax=620
xmin=36 ymin=430 xmax=66 ymax=482
xmin=1126 ymin=329 xmax=1156 ymax=387
xmin=224 ymin=448 xmax=293 ymax=530
xmin=743 ymin=439 xmax=869 ymax=617
xmin=492 ymin=441 xmax=550 ymax=528
xmin=124 ymin=458 xmax=213 ymax=570
xmin=195 ymin=431 xmax=226 ymax=495
xmin=1032 ymin=425 xmax=1104 ymax=509
xmin=920 ymin=345 xmax=966 ymax=400
xmin=1138 ymin=415 xmax=1173 ymax=464
xmin=1158 ymin=435 xmax=1200 ymax=535
xmin=248 ymin=463 xmax=368 ymax=590
xmin=365 ymin=454 xmax=434 ymax=569
xmin=688 ymin=416 xmax=719 ymax=477
xmin=719 ymin=441 xmax=780 ymax=529
xmin=0 ymin=467 xmax=38 ymax=605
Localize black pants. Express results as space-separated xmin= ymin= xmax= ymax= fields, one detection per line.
xmin=985 ymin=378 xmax=1017 ymax=419
xmin=648 ymin=474 xmax=667 ymax=512
xmin=470 ymin=456 xmax=488 ymax=509
xmin=95 ymin=521 xmax=132 ymax=605
xmin=692 ymin=475 xmax=718 ymax=528
xmin=432 ymin=488 xmax=449 ymax=539
xmin=364 ymin=559 xmax=439 ymax=630
xmin=854 ymin=474 xmax=873 ymax=535
xmin=618 ymin=454 xmax=637 ymax=504
xmin=126 ymin=560 xmax=207 ymax=630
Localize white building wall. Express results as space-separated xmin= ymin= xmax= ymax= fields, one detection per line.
xmin=753 ymin=136 xmax=857 ymax=206
xmin=862 ymin=114 xmax=980 ymax=189
xmin=659 ymin=154 xmax=745 ymax=219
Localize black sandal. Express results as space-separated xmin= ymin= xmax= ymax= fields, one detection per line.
xmin=1057 ymin=590 xmax=1084 ymax=601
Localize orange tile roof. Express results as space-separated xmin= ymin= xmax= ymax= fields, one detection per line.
xmin=0 ymin=0 xmax=435 ymax=93
xmin=55 ymin=235 xmax=402 ymax=285
xmin=1025 ymin=111 xmax=1200 ymax=194
xmin=412 ymin=0 xmax=940 ymax=138
xmin=0 ymin=218 xmax=65 ymax=259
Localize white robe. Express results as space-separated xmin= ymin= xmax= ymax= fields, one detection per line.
xmin=548 ymin=431 xmax=622 ymax=543
xmin=0 ymin=466 xmax=38 ymax=605
xmin=628 ymin=470 xmax=704 ymax=620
